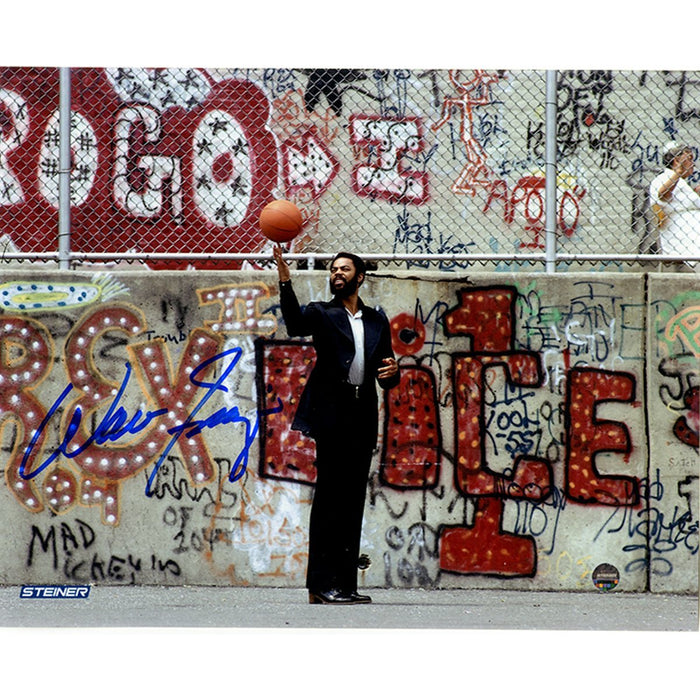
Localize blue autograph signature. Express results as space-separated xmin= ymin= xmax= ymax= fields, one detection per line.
xmin=19 ymin=347 xmax=283 ymax=496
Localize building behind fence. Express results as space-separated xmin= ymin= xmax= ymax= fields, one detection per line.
xmin=2 ymin=67 xmax=700 ymax=270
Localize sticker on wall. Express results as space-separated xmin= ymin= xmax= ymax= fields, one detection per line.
xmin=592 ymin=563 xmax=620 ymax=591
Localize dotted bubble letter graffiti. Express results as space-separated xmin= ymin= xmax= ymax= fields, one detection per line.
xmin=61 ymin=305 xmax=223 ymax=524
xmin=382 ymin=366 xmax=442 ymax=489
xmin=565 ymin=368 xmax=639 ymax=506
xmin=0 ymin=316 xmax=53 ymax=512
xmin=439 ymin=287 xmax=553 ymax=577
xmin=197 ymin=283 xmax=277 ymax=335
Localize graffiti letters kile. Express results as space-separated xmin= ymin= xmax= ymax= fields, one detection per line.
xmin=260 ymin=285 xmax=642 ymax=578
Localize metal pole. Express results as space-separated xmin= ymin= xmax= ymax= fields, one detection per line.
xmin=544 ymin=70 xmax=557 ymax=273
xmin=58 ymin=67 xmax=71 ymax=270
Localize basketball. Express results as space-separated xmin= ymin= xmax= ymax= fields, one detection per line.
xmin=259 ymin=199 xmax=303 ymax=243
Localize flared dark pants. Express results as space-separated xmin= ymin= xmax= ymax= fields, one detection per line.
xmin=304 ymin=391 xmax=376 ymax=594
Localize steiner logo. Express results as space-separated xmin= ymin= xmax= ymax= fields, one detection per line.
xmin=20 ymin=585 xmax=91 ymax=599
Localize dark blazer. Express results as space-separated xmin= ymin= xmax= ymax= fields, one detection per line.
xmin=279 ymin=280 xmax=399 ymax=444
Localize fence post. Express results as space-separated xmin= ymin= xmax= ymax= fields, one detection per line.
xmin=58 ymin=66 xmax=71 ymax=270
xmin=545 ymin=69 xmax=557 ymax=273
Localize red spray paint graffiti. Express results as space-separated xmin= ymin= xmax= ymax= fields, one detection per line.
xmin=431 ymin=69 xmax=499 ymax=196
xmin=381 ymin=366 xmax=442 ymax=489
xmin=257 ymin=340 xmax=317 ymax=485
xmin=483 ymin=176 xmax=587 ymax=247
xmin=389 ymin=311 xmax=427 ymax=357
xmin=349 ymin=114 xmax=429 ymax=204
xmin=0 ymin=68 xmax=279 ymax=268
xmin=258 ymin=284 xmax=642 ymax=578
xmin=565 ymin=367 xmax=638 ymax=505
xmin=673 ymin=387 xmax=699 ymax=448
xmin=440 ymin=287 xmax=553 ymax=576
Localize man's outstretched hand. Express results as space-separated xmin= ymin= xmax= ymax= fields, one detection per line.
xmin=273 ymin=245 xmax=291 ymax=283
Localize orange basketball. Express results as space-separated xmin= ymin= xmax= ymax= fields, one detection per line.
xmin=259 ymin=199 xmax=303 ymax=243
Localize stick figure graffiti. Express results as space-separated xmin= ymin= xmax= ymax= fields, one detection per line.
xmin=431 ymin=69 xmax=500 ymax=196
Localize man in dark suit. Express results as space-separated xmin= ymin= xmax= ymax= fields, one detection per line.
xmin=273 ymin=246 xmax=399 ymax=604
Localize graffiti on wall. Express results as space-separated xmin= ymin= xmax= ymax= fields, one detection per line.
xmin=431 ymin=70 xmax=500 ymax=196
xmin=656 ymin=292 xmax=700 ymax=450
xmin=1 ymin=66 xmax=647 ymax=265
xmin=2 ymin=274 xmax=698 ymax=587
xmin=0 ymin=68 xmax=279 ymax=264
xmin=0 ymin=67 xmax=440 ymax=262
xmin=5 ymin=67 xmax=700 ymax=265
xmin=0 ymin=278 xmax=280 ymax=525
xmin=258 ymin=284 xmax=647 ymax=579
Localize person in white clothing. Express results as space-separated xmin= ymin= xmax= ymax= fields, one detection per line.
xmin=649 ymin=142 xmax=700 ymax=265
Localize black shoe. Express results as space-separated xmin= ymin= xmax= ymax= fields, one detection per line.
xmin=348 ymin=591 xmax=372 ymax=604
xmin=308 ymin=589 xmax=355 ymax=605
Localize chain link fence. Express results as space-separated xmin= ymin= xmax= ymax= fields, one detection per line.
xmin=2 ymin=67 xmax=700 ymax=271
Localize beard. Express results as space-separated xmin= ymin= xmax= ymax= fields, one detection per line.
xmin=330 ymin=272 xmax=360 ymax=298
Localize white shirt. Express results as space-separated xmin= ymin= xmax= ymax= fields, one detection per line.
xmin=346 ymin=308 xmax=365 ymax=385
xmin=649 ymin=168 xmax=700 ymax=259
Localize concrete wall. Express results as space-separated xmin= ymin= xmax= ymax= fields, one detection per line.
xmin=0 ymin=268 xmax=697 ymax=593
